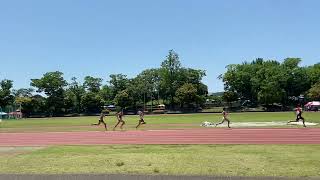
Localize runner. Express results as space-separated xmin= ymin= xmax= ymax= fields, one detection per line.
xmin=91 ymin=111 xmax=108 ymax=131
xmin=136 ymin=110 xmax=146 ymax=129
xmin=287 ymin=105 xmax=306 ymax=127
xmin=113 ymin=110 xmax=125 ymax=130
xmin=215 ymin=108 xmax=231 ymax=128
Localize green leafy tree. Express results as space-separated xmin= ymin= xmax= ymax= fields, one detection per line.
xmin=160 ymin=50 xmax=182 ymax=108
xmin=223 ymin=91 xmax=238 ymax=106
xmin=81 ymin=76 xmax=104 ymax=113
xmin=256 ymin=60 xmax=287 ymax=105
xmin=207 ymin=93 xmax=223 ymax=106
xmin=125 ymin=79 xmax=144 ymax=109
xmin=258 ymin=82 xmax=286 ymax=105
xmin=81 ymin=92 xmax=103 ymax=113
xmin=134 ymin=68 xmax=161 ymax=107
xmin=307 ymin=63 xmax=320 ymax=85
xmin=109 ymin=74 xmax=129 ymax=99
xmin=114 ymin=90 xmax=133 ymax=109
xmin=282 ymin=58 xmax=310 ymax=98
xmin=180 ymin=68 xmax=208 ymax=96
xmin=65 ymin=77 xmax=85 ymax=113
xmin=282 ymin=58 xmax=301 ymax=70
xmin=20 ymin=94 xmax=47 ymax=117
xmin=221 ymin=58 xmax=314 ymax=107
xmin=99 ymin=85 xmax=113 ymax=105
xmin=13 ymin=88 xmax=34 ymax=98
xmin=13 ymin=88 xmax=34 ymax=113
xmin=221 ymin=63 xmax=254 ymax=102
xmin=0 ymin=79 xmax=14 ymax=108
xmin=175 ymin=83 xmax=198 ymax=107
xmin=30 ymin=71 xmax=67 ymax=116
xmin=307 ymin=82 xmax=320 ymax=100
xmin=83 ymin=76 xmax=102 ymax=93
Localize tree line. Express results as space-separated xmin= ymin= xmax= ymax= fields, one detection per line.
xmin=0 ymin=50 xmax=208 ymax=116
xmin=220 ymin=58 xmax=320 ymax=109
xmin=1 ymin=53 xmax=320 ymax=116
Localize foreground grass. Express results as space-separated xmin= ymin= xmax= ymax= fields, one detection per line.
xmin=1 ymin=112 xmax=320 ymax=132
xmin=0 ymin=145 xmax=319 ymax=177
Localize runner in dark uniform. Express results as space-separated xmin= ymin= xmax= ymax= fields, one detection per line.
xmin=288 ymin=105 xmax=306 ymax=127
xmin=136 ymin=110 xmax=146 ymax=129
xmin=113 ymin=111 xmax=125 ymax=130
xmin=215 ymin=108 xmax=231 ymax=128
xmin=91 ymin=112 xmax=108 ymax=131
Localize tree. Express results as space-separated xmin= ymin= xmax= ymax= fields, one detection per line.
xmin=99 ymin=85 xmax=113 ymax=105
xmin=175 ymin=83 xmax=198 ymax=107
xmin=258 ymin=82 xmax=285 ymax=105
xmin=114 ymin=90 xmax=133 ymax=109
xmin=12 ymin=88 xmax=34 ymax=98
xmin=221 ymin=58 xmax=313 ymax=107
xmin=134 ymin=68 xmax=161 ymax=108
xmin=307 ymin=82 xmax=320 ymax=100
xmin=207 ymin=93 xmax=223 ymax=106
xmin=81 ymin=92 xmax=103 ymax=113
xmin=255 ymin=60 xmax=287 ymax=105
xmin=221 ymin=63 xmax=254 ymax=102
xmin=180 ymin=68 xmax=206 ymax=84
xmin=11 ymin=89 xmax=46 ymax=117
xmin=13 ymin=88 xmax=34 ymax=113
xmin=83 ymin=76 xmax=102 ymax=93
xmin=30 ymin=71 xmax=67 ymax=116
xmin=282 ymin=58 xmax=301 ymax=70
xmin=282 ymin=59 xmax=310 ymax=98
xmin=307 ymin=63 xmax=320 ymax=85
xmin=0 ymin=79 xmax=14 ymax=108
xmin=180 ymin=68 xmax=208 ymax=97
xmin=126 ymin=78 xmax=144 ymax=108
xmin=223 ymin=91 xmax=238 ymax=106
xmin=65 ymin=77 xmax=85 ymax=113
xmin=197 ymin=83 xmax=208 ymax=97
xmin=109 ymin=74 xmax=129 ymax=99
xmin=27 ymin=95 xmax=46 ymax=116
xmin=160 ymin=50 xmax=182 ymax=108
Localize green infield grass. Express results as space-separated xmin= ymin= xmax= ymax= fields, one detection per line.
xmin=0 ymin=145 xmax=319 ymax=177
xmin=0 ymin=112 xmax=319 ymax=132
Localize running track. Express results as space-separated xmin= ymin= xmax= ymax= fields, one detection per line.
xmin=1 ymin=128 xmax=320 ymax=146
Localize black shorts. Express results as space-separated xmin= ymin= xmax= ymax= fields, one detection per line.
xmin=296 ymin=113 xmax=304 ymax=121
xmin=139 ymin=119 xmax=146 ymax=124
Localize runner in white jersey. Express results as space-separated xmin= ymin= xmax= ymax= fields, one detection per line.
xmin=215 ymin=108 xmax=231 ymax=128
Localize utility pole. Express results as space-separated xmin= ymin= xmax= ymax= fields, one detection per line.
xmin=144 ymin=92 xmax=146 ymax=112
xmin=151 ymin=93 xmax=153 ymax=113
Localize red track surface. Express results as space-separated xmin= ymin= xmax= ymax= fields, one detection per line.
xmin=1 ymin=128 xmax=320 ymax=146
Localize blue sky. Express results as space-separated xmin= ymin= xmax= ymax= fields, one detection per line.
xmin=0 ymin=0 xmax=319 ymax=92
